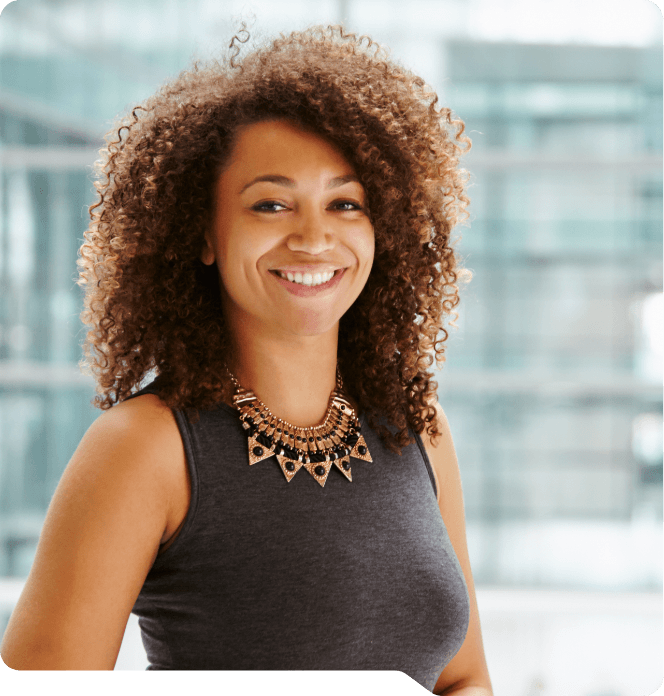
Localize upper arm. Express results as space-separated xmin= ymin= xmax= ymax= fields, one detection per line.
xmin=422 ymin=402 xmax=493 ymax=695
xmin=0 ymin=394 xmax=183 ymax=670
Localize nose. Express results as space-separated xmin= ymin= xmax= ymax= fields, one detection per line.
xmin=286 ymin=207 xmax=335 ymax=255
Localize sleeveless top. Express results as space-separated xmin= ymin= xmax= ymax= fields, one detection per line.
xmin=126 ymin=379 xmax=470 ymax=691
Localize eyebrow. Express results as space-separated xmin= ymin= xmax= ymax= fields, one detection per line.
xmin=239 ymin=173 xmax=360 ymax=194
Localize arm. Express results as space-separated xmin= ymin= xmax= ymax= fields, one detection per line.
xmin=0 ymin=394 xmax=185 ymax=670
xmin=422 ymin=402 xmax=493 ymax=696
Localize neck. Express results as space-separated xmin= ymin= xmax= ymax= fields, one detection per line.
xmin=226 ymin=321 xmax=340 ymax=429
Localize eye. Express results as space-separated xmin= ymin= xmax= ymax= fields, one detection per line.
xmin=252 ymin=200 xmax=288 ymax=213
xmin=331 ymin=200 xmax=364 ymax=212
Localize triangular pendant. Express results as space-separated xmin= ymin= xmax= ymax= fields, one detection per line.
xmin=247 ymin=434 xmax=275 ymax=465
xmin=276 ymin=454 xmax=304 ymax=482
xmin=303 ymin=459 xmax=333 ymax=487
xmin=350 ymin=433 xmax=372 ymax=462
xmin=334 ymin=455 xmax=352 ymax=482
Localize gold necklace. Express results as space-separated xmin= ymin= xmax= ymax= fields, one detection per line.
xmin=227 ymin=366 xmax=372 ymax=487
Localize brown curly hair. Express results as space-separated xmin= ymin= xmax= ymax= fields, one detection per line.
xmin=77 ymin=25 xmax=471 ymax=454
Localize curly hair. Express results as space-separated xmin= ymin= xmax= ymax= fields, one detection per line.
xmin=77 ymin=24 xmax=471 ymax=454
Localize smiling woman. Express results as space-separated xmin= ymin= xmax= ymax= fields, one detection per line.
xmin=0 ymin=25 xmax=491 ymax=694
xmin=202 ymin=120 xmax=375 ymax=371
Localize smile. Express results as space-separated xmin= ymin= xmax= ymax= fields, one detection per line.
xmin=273 ymin=270 xmax=337 ymax=287
xmin=269 ymin=268 xmax=346 ymax=297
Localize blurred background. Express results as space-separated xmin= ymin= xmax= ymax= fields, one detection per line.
xmin=0 ymin=0 xmax=661 ymax=693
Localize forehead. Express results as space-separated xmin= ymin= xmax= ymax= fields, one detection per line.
xmin=222 ymin=119 xmax=355 ymax=180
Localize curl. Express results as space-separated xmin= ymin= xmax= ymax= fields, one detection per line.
xmin=77 ymin=25 xmax=472 ymax=454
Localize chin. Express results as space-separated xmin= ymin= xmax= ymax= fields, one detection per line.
xmin=283 ymin=313 xmax=341 ymax=337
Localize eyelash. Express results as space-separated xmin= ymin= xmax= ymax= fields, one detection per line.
xmin=252 ymin=200 xmax=363 ymax=213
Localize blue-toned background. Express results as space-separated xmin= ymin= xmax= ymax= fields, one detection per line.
xmin=0 ymin=1 xmax=661 ymax=693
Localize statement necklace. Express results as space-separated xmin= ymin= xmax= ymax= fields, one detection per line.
xmin=227 ymin=366 xmax=372 ymax=487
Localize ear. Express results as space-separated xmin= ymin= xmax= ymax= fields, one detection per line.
xmin=200 ymin=235 xmax=216 ymax=265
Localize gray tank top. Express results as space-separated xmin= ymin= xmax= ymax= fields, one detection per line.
xmin=126 ymin=379 xmax=469 ymax=690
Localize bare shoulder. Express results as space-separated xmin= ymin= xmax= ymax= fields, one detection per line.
xmin=99 ymin=391 xmax=178 ymax=436
xmin=76 ymin=393 xmax=186 ymax=509
xmin=95 ymin=393 xmax=189 ymax=543
xmin=418 ymin=400 xmax=459 ymax=501
xmin=93 ymin=392 xmax=185 ymax=468
xmin=420 ymin=400 xmax=454 ymax=448
xmin=0 ymin=392 xmax=185 ymax=669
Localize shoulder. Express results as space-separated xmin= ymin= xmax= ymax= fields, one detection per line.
xmin=0 ymin=392 xmax=185 ymax=669
xmin=110 ymin=391 xmax=176 ymax=427
xmin=71 ymin=394 xmax=184 ymax=501
xmin=418 ymin=399 xmax=459 ymax=503
xmin=86 ymin=393 xmax=182 ymax=462
xmin=85 ymin=394 xmax=187 ymax=528
xmin=421 ymin=400 xmax=453 ymax=448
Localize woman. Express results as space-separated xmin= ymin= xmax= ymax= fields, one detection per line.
xmin=1 ymin=26 xmax=492 ymax=693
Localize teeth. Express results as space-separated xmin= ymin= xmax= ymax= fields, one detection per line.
xmin=276 ymin=270 xmax=336 ymax=286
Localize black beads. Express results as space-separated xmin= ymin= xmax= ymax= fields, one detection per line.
xmin=256 ymin=433 xmax=272 ymax=447
xmin=239 ymin=390 xmax=364 ymax=486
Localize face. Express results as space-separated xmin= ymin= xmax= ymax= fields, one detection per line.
xmin=201 ymin=119 xmax=375 ymax=339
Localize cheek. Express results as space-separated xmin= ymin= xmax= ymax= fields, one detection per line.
xmin=368 ymin=230 xmax=376 ymax=257
xmin=217 ymin=225 xmax=274 ymax=288
xmin=357 ymin=227 xmax=375 ymax=269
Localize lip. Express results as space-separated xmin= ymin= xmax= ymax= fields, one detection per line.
xmin=269 ymin=265 xmax=343 ymax=274
xmin=269 ymin=267 xmax=346 ymax=297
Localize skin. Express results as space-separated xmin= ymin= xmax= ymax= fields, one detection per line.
xmin=427 ymin=403 xmax=493 ymax=695
xmin=201 ymin=119 xmax=375 ymax=426
xmin=0 ymin=121 xmax=492 ymax=693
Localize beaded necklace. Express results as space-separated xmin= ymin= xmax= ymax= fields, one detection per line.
xmin=227 ymin=367 xmax=372 ymax=487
